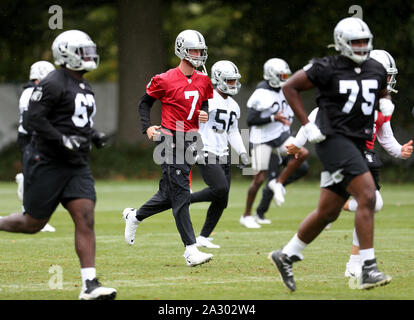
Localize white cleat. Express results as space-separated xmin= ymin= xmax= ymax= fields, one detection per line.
xmin=79 ymin=278 xmax=116 ymax=300
xmin=268 ymin=179 xmax=286 ymax=206
xmin=344 ymin=262 xmax=362 ymax=278
xmin=240 ymin=215 xmax=261 ymax=229
xmin=196 ymin=236 xmax=220 ymax=249
xmin=183 ymin=245 xmax=213 ymax=267
xmin=15 ymin=173 xmax=24 ymax=201
xmin=41 ymin=223 xmax=56 ymax=232
xmin=324 ymin=223 xmax=332 ymax=231
xmin=122 ymin=208 xmax=139 ymax=245
xmin=254 ymin=213 xmax=271 ymax=224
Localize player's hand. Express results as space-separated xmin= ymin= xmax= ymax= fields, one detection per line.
xmin=273 ymin=112 xmax=291 ymax=126
xmin=198 ymin=110 xmax=209 ymax=123
xmin=379 ymin=98 xmax=395 ymax=116
xmin=286 ymin=143 xmax=301 ymax=158
xmin=240 ymin=152 xmax=250 ymax=167
xmin=401 ymin=140 xmax=413 ymax=159
xmin=61 ymin=135 xmax=88 ymax=151
xmin=92 ymin=130 xmax=109 ymax=149
xmin=303 ymin=122 xmax=326 ymax=143
xmin=146 ymin=125 xmax=161 ymax=141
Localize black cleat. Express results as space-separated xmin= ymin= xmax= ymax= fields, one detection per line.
xmin=360 ymin=258 xmax=392 ymax=290
xmin=79 ymin=278 xmax=117 ymax=300
xmin=268 ymin=250 xmax=301 ymax=292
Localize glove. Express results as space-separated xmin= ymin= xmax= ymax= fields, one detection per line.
xmin=237 ymin=152 xmax=250 ymax=169
xmin=379 ymin=98 xmax=394 ymax=116
xmin=61 ymin=135 xmax=88 ymax=151
xmin=303 ymin=122 xmax=326 ymax=143
xmin=92 ymin=130 xmax=109 ymax=149
xmin=240 ymin=152 xmax=250 ymax=166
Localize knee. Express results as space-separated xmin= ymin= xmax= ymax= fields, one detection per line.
xmin=213 ymin=184 xmax=230 ymax=199
xmin=358 ymin=190 xmax=376 ymax=211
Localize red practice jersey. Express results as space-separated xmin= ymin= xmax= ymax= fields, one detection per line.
xmin=366 ymin=110 xmax=392 ymax=150
xmin=146 ymin=67 xmax=214 ymax=132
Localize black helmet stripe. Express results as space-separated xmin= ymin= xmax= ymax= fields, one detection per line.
xmin=384 ymin=51 xmax=393 ymax=68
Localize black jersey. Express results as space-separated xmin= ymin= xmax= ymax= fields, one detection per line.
xmin=305 ymin=55 xmax=387 ymax=141
xmin=27 ymin=68 xmax=96 ymax=166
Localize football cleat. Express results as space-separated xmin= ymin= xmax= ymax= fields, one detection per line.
xmin=268 ymin=250 xmax=301 ymax=292
xmin=359 ymin=258 xmax=392 ymax=290
xmin=122 ymin=208 xmax=140 ymax=245
xmin=79 ymin=278 xmax=116 ymax=300
xmin=268 ymin=180 xmax=286 ymax=206
xmin=183 ymin=246 xmax=213 ymax=267
xmin=254 ymin=213 xmax=271 ymax=225
xmin=239 ymin=215 xmax=261 ymax=229
xmin=196 ymin=236 xmax=220 ymax=249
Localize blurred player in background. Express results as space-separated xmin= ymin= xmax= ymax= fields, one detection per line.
xmin=269 ymin=17 xmax=393 ymax=291
xmin=240 ymin=58 xmax=309 ymax=229
xmin=15 ymin=60 xmax=56 ymax=233
xmin=190 ymin=60 xmax=250 ymax=248
xmin=0 ymin=30 xmax=115 ymax=300
xmin=123 ymin=29 xmax=214 ymax=267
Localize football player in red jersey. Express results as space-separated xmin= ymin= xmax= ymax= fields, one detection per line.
xmin=122 ymin=30 xmax=215 ymax=267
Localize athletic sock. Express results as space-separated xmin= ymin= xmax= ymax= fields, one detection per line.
xmin=349 ymin=254 xmax=361 ymax=264
xmin=348 ymin=199 xmax=358 ymax=212
xmin=81 ymin=267 xmax=96 ymax=290
xmin=282 ymin=233 xmax=307 ymax=260
xmin=360 ymin=248 xmax=375 ymax=264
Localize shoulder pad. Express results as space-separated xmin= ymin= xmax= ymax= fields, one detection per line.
xmin=256 ymin=80 xmax=271 ymax=90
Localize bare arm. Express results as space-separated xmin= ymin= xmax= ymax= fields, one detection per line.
xmin=282 ymin=69 xmax=315 ymax=126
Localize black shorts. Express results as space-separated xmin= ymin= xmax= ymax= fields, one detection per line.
xmin=22 ymin=145 xmax=96 ymax=220
xmin=364 ymin=150 xmax=382 ymax=190
xmin=316 ymin=134 xmax=369 ymax=199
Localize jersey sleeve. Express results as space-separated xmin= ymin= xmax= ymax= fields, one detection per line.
xmin=304 ymin=57 xmax=332 ymax=88
xmin=146 ymin=74 xmax=165 ymax=99
xmin=27 ymin=75 xmax=65 ymax=142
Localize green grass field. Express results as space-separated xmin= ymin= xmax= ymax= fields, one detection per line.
xmin=0 ymin=179 xmax=413 ymax=300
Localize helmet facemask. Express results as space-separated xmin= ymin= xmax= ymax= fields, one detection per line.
xmin=211 ymin=60 xmax=242 ymax=96
xmin=217 ymin=78 xmax=241 ymax=96
xmin=183 ymin=48 xmax=208 ymax=68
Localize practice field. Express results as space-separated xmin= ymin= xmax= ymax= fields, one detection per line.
xmin=0 ymin=179 xmax=413 ymax=300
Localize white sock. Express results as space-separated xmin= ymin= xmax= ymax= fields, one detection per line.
xmin=348 ymin=199 xmax=358 ymax=212
xmin=360 ymin=248 xmax=375 ymax=264
xmin=185 ymin=244 xmax=198 ymax=254
xmin=352 ymin=228 xmax=360 ymax=247
xmin=282 ymin=233 xmax=307 ymax=260
xmin=81 ymin=268 xmax=96 ymax=290
xmin=349 ymin=254 xmax=361 ymax=264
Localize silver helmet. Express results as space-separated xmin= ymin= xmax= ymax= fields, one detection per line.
xmin=369 ymin=49 xmax=398 ymax=93
xmin=263 ymin=58 xmax=291 ymax=88
xmin=211 ymin=60 xmax=241 ymax=96
xmin=334 ymin=17 xmax=373 ymax=64
xmin=29 ymin=61 xmax=55 ymax=81
xmin=52 ymin=30 xmax=99 ymax=71
xmin=174 ymin=29 xmax=208 ymax=68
